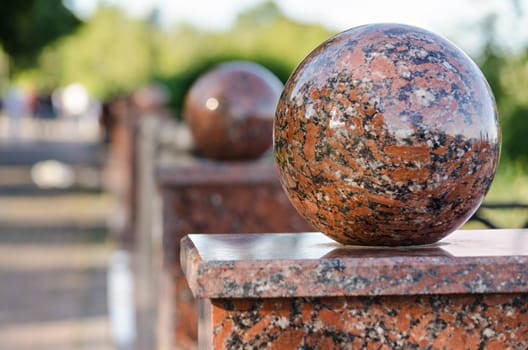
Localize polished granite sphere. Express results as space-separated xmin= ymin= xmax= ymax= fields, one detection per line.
xmin=274 ymin=23 xmax=501 ymax=246
xmin=184 ymin=61 xmax=283 ymax=160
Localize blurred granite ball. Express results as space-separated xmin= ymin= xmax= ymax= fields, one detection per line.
xmin=184 ymin=61 xmax=283 ymax=160
xmin=274 ymin=23 xmax=501 ymax=246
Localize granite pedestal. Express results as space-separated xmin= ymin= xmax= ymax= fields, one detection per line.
xmin=157 ymin=161 xmax=312 ymax=349
xmin=182 ymin=229 xmax=528 ymax=349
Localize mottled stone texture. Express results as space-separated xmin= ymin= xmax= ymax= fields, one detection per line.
xmin=158 ymin=161 xmax=312 ymax=349
xmin=181 ymin=230 xmax=528 ymax=349
xmin=182 ymin=230 xmax=528 ymax=299
xmin=274 ymin=23 xmax=500 ymax=246
xmin=184 ymin=61 xmax=283 ymax=160
xmin=207 ymin=294 xmax=528 ymax=349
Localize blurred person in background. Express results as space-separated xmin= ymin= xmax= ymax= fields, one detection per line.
xmin=3 ymin=85 xmax=29 ymax=141
xmin=33 ymin=89 xmax=57 ymax=138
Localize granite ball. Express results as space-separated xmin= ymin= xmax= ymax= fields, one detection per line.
xmin=274 ymin=23 xmax=501 ymax=246
xmin=184 ymin=61 xmax=283 ymax=160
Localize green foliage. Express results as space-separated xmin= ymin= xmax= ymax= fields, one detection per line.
xmin=28 ymin=1 xmax=332 ymax=110
xmin=478 ymin=43 xmax=528 ymax=169
xmin=156 ymin=1 xmax=332 ymax=116
xmin=0 ymin=0 xmax=80 ymax=70
xmin=35 ymin=6 xmax=155 ymax=97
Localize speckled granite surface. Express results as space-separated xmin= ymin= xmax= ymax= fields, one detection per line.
xmin=158 ymin=161 xmax=312 ymax=266
xmin=274 ymin=23 xmax=500 ymax=246
xmin=182 ymin=229 xmax=528 ymax=349
xmin=184 ymin=61 xmax=283 ymax=160
xmin=157 ymin=160 xmax=312 ymax=348
xmin=182 ymin=230 xmax=528 ymax=298
xmin=204 ymin=294 xmax=528 ymax=349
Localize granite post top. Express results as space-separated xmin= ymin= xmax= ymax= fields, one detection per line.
xmin=181 ymin=229 xmax=528 ymax=299
xmin=155 ymin=159 xmax=278 ymax=187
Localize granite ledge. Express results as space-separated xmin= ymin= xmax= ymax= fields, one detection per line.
xmin=181 ymin=229 xmax=528 ymax=299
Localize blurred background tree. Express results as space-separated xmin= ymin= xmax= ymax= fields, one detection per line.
xmin=33 ymin=6 xmax=155 ymax=97
xmin=25 ymin=2 xmax=331 ymax=109
xmin=475 ymin=12 xmax=528 ymax=173
xmin=0 ymin=0 xmax=80 ymax=71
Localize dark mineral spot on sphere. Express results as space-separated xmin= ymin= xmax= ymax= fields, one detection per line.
xmin=184 ymin=61 xmax=284 ymax=160
xmin=274 ymin=23 xmax=501 ymax=246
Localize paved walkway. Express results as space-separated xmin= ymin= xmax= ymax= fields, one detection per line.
xmin=0 ymin=120 xmax=116 ymax=349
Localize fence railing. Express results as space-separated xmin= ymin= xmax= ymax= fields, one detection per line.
xmin=470 ymin=203 xmax=528 ymax=229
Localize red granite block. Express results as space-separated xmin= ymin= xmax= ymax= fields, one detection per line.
xmin=182 ymin=230 xmax=528 ymax=299
xmin=206 ymin=294 xmax=528 ymax=349
xmin=182 ymin=229 xmax=528 ymax=349
xmin=157 ymin=160 xmax=312 ymax=348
